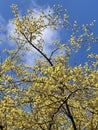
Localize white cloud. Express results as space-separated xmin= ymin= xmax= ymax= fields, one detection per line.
xmin=7 ymin=20 xmax=15 ymax=36
xmin=0 ymin=14 xmax=16 ymax=47
xmin=6 ymin=20 xmax=17 ymax=47
xmin=42 ymin=28 xmax=59 ymax=55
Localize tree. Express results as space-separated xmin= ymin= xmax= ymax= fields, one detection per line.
xmin=0 ymin=4 xmax=98 ymax=130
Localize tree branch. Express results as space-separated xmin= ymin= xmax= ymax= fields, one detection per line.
xmin=21 ymin=32 xmax=53 ymax=66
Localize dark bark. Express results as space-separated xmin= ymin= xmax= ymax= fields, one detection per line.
xmin=65 ymin=102 xmax=77 ymax=130
xmin=0 ymin=125 xmax=3 ymax=130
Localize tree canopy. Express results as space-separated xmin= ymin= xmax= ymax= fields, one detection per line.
xmin=0 ymin=4 xmax=98 ymax=130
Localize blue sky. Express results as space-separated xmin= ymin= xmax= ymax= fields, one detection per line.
xmin=0 ymin=0 xmax=98 ymax=25
xmin=0 ymin=0 xmax=98 ymax=65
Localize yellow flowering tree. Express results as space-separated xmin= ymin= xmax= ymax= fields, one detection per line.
xmin=0 ymin=5 xmax=98 ymax=130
